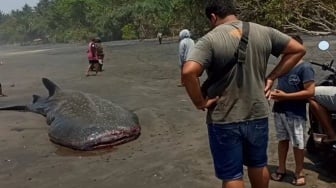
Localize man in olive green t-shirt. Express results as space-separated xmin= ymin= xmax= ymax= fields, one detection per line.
xmin=182 ymin=1 xmax=306 ymax=188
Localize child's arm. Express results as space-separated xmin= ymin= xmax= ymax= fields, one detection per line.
xmin=270 ymin=81 xmax=315 ymax=101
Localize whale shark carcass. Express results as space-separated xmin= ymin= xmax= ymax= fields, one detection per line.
xmin=0 ymin=78 xmax=141 ymax=150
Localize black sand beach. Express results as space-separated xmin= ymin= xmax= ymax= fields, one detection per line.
xmin=0 ymin=37 xmax=336 ymax=188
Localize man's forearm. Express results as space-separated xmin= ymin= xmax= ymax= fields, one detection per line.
xmin=267 ymin=52 xmax=305 ymax=81
xmin=182 ymin=74 xmax=205 ymax=109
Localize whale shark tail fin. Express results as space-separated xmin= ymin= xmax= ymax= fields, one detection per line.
xmin=42 ymin=78 xmax=60 ymax=97
xmin=0 ymin=105 xmax=28 ymax=111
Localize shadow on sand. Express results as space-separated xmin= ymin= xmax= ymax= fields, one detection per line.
xmin=305 ymin=151 xmax=336 ymax=183
xmin=268 ymin=150 xmax=336 ymax=186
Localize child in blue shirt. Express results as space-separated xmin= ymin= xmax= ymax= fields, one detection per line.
xmin=270 ymin=35 xmax=315 ymax=186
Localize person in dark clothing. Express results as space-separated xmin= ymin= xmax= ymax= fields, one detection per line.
xmin=0 ymin=83 xmax=6 ymax=97
xmin=157 ymin=32 xmax=163 ymax=44
xmin=96 ymin=37 xmax=105 ymax=72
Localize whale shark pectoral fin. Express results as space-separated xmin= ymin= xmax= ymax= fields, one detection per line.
xmin=46 ymin=115 xmax=55 ymax=125
xmin=32 ymin=94 xmax=42 ymax=103
xmin=42 ymin=78 xmax=60 ymax=97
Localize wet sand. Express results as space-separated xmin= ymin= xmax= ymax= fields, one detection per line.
xmin=0 ymin=37 xmax=336 ymax=188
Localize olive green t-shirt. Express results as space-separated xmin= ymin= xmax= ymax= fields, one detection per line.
xmin=187 ymin=21 xmax=291 ymax=124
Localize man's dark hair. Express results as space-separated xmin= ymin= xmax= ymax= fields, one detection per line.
xmin=205 ymin=0 xmax=237 ymax=20
xmin=291 ymin=35 xmax=303 ymax=45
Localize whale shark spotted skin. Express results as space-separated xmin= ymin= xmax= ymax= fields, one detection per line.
xmin=0 ymin=78 xmax=141 ymax=150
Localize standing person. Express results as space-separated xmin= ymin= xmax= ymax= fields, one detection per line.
xmin=0 ymin=60 xmax=6 ymax=97
xmin=178 ymin=29 xmax=195 ymax=87
xmin=157 ymin=32 xmax=163 ymax=44
xmin=0 ymin=83 xmax=6 ymax=97
xmin=86 ymin=38 xmax=99 ymax=76
xmin=182 ymin=1 xmax=306 ymax=188
xmin=270 ymin=35 xmax=314 ymax=186
xmin=96 ymin=37 xmax=105 ymax=72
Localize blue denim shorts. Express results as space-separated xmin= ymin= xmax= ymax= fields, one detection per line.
xmin=207 ymin=118 xmax=269 ymax=181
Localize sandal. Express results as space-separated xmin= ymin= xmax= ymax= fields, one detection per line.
xmin=270 ymin=170 xmax=286 ymax=182
xmin=291 ymin=175 xmax=306 ymax=186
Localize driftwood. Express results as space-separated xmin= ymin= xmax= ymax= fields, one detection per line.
xmin=284 ymin=0 xmax=336 ymax=35
xmin=284 ymin=19 xmax=334 ymax=36
xmin=237 ymin=0 xmax=336 ymax=36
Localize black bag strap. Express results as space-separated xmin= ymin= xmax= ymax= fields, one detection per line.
xmin=236 ymin=21 xmax=249 ymax=87
xmin=202 ymin=21 xmax=249 ymax=98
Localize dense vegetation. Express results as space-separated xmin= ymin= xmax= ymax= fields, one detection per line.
xmin=0 ymin=0 xmax=335 ymax=44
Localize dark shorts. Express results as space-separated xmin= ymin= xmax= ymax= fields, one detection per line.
xmin=207 ymin=118 xmax=268 ymax=181
xmin=89 ymin=60 xmax=99 ymax=65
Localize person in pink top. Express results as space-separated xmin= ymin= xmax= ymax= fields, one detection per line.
xmin=86 ymin=38 xmax=99 ymax=76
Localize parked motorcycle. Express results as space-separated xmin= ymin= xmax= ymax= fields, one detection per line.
xmin=306 ymin=40 xmax=336 ymax=156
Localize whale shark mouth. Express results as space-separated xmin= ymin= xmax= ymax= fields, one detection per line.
xmin=88 ymin=125 xmax=141 ymax=150
xmin=49 ymin=125 xmax=141 ymax=151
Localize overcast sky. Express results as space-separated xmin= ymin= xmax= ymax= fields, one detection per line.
xmin=0 ymin=0 xmax=39 ymax=14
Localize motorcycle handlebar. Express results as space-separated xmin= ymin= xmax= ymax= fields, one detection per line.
xmin=310 ymin=60 xmax=336 ymax=73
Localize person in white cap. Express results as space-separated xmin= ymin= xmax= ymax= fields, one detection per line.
xmin=178 ymin=29 xmax=194 ymax=86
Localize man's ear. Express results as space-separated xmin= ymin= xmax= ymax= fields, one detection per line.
xmin=210 ymin=13 xmax=216 ymax=21
xmin=210 ymin=13 xmax=217 ymax=25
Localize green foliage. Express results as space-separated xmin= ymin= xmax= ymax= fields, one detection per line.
xmin=0 ymin=0 xmax=335 ymax=44
xmin=121 ymin=24 xmax=137 ymax=40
